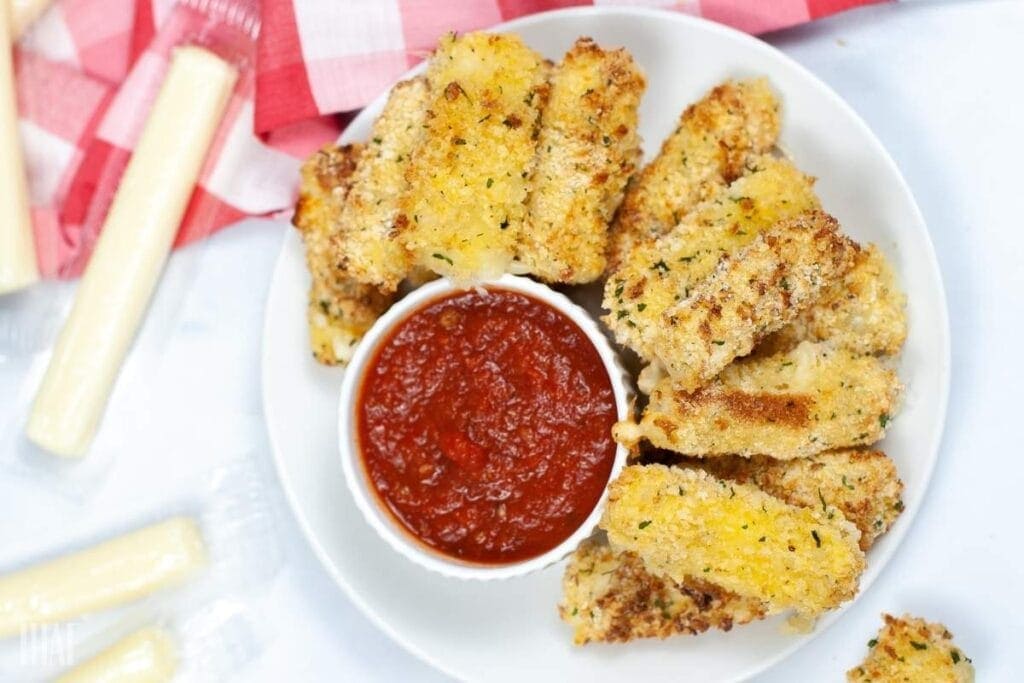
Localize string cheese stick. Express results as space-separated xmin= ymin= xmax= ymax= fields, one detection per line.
xmin=0 ymin=0 xmax=38 ymax=294
xmin=0 ymin=517 xmax=207 ymax=639
xmin=56 ymin=626 xmax=178 ymax=683
xmin=10 ymin=0 xmax=54 ymax=37
xmin=26 ymin=47 xmax=237 ymax=457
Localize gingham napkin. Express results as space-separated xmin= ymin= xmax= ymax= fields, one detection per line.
xmin=14 ymin=0 xmax=337 ymax=277
xmin=13 ymin=0 xmax=882 ymax=278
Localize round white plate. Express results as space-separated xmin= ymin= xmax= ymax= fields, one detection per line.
xmin=262 ymin=7 xmax=949 ymax=681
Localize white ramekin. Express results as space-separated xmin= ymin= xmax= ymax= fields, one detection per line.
xmin=337 ymin=274 xmax=631 ymax=581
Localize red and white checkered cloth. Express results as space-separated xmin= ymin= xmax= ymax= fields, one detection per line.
xmin=14 ymin=0 xmax=882 ymax=279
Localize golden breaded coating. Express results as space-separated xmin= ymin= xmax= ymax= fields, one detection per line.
xmin=560 ymin=449 xmax=903 ymax=643
xmin=601 ymin=465 xmax=865 ymax=616
xmin=606 ymin=79 xmax=780 ymax=269
xmin=604 ymin=156 xmax=819 ymax=361
xmin=683 ymin=449 xmax=904 ymax=550
xmin=293 ymin=144 xmax=393 ymax=365
xmin=759 ymin=244 xmax=907 ymax=357
xmin=398 ymin=32 xmax=548 ymax=281
xmin=559 ymin=540 xmax=766 ymax=644
xmin=333 ymin=78 xmax=428 ymax=292
xmin=616 ymin=342 xmax=901 ymax=459
xmin=848 ymin=614 xmax=974 ymax=682
xmin=649 ymin=211 xmax=859 ymax=391
xmin=517 ymin=38 xmax=645 ymax=283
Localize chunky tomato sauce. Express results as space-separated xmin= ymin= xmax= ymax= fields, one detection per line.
xmin=357 ymin=287 xmax=617 ymax=565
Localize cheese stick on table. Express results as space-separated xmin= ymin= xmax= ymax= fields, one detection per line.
xmin=56 ymin=626 xmax=178 ymax=683
xmin=0 ymin=517 xmax=207 ymax=639
xmin=10 ymin=0 xmax=55 ymax=37
xmin=26 ymin=47 xmax=237 ymax=457
xmin=0 ymin=0 xmax=38 ymax=294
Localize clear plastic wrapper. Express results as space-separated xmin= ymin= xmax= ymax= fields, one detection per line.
xmin=0 ymin=597 xmax=268 ymax=682
xmin=0 ymin=457 xmax=283 ymax=648
xmin=0 ymin=245 xmax=207 ymax=499
xmin=0 ymin=0 xmax=261 ymax=495
xmin=25 ymin=46 xmax=239 ymax=459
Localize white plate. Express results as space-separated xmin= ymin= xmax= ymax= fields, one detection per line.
xmin=261 ymin=7 xmax=949 ymax=681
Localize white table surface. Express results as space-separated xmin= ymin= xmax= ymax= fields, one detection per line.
xmin=2 ymin=0 xmax=1022 ymax=680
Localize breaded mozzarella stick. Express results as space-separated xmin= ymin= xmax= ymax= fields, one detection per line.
xmin=650 ymin=211 xmax=858 ymax=391
xmin=604 ymin=156 xmax=819 ymax=361
xmin=679 ymin=449 xmax=904 ymax=550
xmin=26 ymin=47 xmax=237 ymax=456
xmin=758 ymin=244 xmax=907 ymax=357
xmin=601 ymin=465 xmax=865 ymax=616
xmin=616 ymin=341 xmax=901 ymax=459
xmin=293 ymin=143 xmax=393 ymax=366
xmin=560 ymin=540 xmax=766 ymax=644
xmin=561 ymin=449 xmax=904 ymax=643
xmin=399 ymin=32 xmax=547 ymax=281
xmin=518 ymin=38 xmax=645 ymax=283
xmin=848 ymin=614 xmax=974 ymax=682
xmin=606 ymin=79 xmax=780 ymax=269
xmin=335 ymin=77 xmax=427 ymax=292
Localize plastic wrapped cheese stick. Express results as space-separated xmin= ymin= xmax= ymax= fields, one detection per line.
xmin=56 ymin=626 xmax=178 ymax=683
xmin=26 ymin=47 xmax=237 ymax=457
xmin=10 ymin=0 xmax=55 ymax=37
xmin=0 ymin=0 xmax=39 ymax=295
xmin=54 ymin=600 xmax=264 ymax=683
xmin=0 ymin=458 xmax=282 ymax=641
xmin=0 ymin=518 xmax=207 ymax=640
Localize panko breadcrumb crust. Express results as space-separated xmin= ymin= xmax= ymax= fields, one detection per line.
xmin=604 ymin=155 xmax=820 ymax=362
xmin=518 ymin=38 xmax=645 ymax=283
xmin=600 ymin=465 xmax=865 ymax=616
xmin=560 ymin=540 xmax=766 ymax=644
xmin=331 ymin=78 xmax=427 ymax=292
xmin=560 ymin=450 xmax=905 ymax=643
xmin=606 ymin=79 xmax=780 ymax=269
xmin=616 ymin=341 xmax=902 ymax=459
xmin=759 ymin=243 xmax=907 ymax=357
xmin=292 ymin=144 xmax=393 ymax=365
xmin=848 ymin=614 xmax=974 ymax=682
xmin=677 ymin=450 xmax=904 ymax=550
xmin=648 ymin=211 xmax=860 ymax=391
xmin=398 ymin=32 xmax=549 ymax=281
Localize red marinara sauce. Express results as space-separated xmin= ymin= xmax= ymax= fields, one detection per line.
xmin=357 ymin=287 xmax=618 ymax=565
